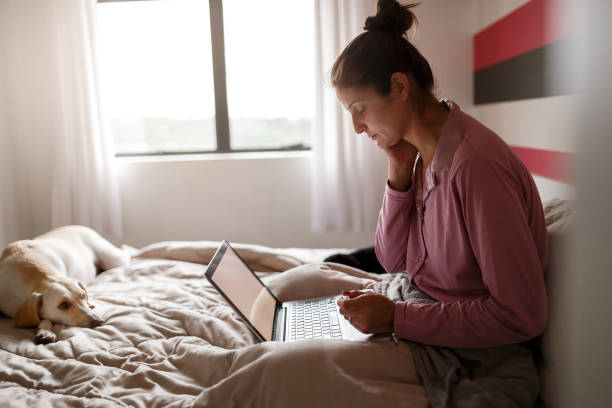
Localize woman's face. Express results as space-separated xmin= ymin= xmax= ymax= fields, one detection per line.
xmin=335 ymin=84 xmax=409 ymax=149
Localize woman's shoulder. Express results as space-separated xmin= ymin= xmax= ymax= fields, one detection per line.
xmin=439 ymin=105 xmax=530 ymax=192
xmin=446 ymin=104 xmax=521 ymax=173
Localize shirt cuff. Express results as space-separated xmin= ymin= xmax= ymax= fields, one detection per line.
xmin=385 ymin=180 xmax=414 ymax=200
xmin=394 ymin=301 xmax=427 ymax=340
xmin=393 ymin=301 xmax=408 ymax=337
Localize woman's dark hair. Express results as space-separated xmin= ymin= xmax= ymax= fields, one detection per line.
xmin=331 ymin=0 xmax=434 ymax=101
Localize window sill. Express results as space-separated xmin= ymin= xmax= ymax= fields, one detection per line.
xmin=115 ymin=149 xmax=311 ymax=164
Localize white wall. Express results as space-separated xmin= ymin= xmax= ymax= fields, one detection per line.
xmin=118 ymin=152 xmax=378 ymax=248
xmin=468 ymin=0 xmax=530 ymax=30
xmin=117 ymin=0 xmax=475 ymax=249
xmin=409 ymin=0 xmax=473 ymax=109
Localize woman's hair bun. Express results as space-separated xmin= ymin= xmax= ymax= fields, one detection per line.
xmin=363 ymin=0 xmax=419 ymax=36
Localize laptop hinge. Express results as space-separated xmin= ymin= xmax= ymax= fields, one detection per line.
xmin=272 ymin=307 xmax=286 ymax=341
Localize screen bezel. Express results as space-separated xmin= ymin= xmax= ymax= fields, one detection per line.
xmin=204 ymin=240 xmax=282 ymax=342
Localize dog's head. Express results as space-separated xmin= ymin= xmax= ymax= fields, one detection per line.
xmin=13 ymin=280 xmax=104 ymax=328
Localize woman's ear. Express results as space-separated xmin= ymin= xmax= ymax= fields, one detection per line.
xmin=390 ymin=72 xmax=411 ymax=101
xmin=13 ymin=292 xmax=43 ymax=328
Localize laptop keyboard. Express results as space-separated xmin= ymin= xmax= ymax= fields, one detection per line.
xmin=290 ymin=298 xmax=343 ymax=340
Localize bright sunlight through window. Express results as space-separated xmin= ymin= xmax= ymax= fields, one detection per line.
xmin=97 ymin=0 xmax=314 ymax=155
xmin=223 ymin=0 xmax=314 ymax=150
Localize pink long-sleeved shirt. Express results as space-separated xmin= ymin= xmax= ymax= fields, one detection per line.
xmin=376 ymin=100 xmax=548 ymax=348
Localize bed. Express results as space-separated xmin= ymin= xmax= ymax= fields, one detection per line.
xmin=0 ymin=199 xmax=572 ymax=407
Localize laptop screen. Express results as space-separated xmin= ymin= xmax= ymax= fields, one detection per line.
xmin=206 ymin=242 xmax=278 ymax=341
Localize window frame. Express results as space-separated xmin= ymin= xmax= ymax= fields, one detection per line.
xmin=97 ymin=0 xmax=311 ymax=157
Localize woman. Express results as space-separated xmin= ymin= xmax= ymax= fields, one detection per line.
xmin=336 ymin=0 xmax=548 ymax=348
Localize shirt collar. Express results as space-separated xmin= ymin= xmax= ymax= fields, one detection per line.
xmin=426 ymin=99 xmax=464 ymax=186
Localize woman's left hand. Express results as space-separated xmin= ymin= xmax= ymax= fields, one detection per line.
xmin=337 ymin=290 xmax=395 ymax=334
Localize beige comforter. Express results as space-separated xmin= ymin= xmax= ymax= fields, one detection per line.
xmin=0 ymin=242 xmax=428 ymax=407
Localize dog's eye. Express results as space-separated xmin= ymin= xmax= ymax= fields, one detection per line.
xmin=58 ymin=302 xmax=70 ymax=310
xmin=82 ymin=293 xmax=86 ymax=299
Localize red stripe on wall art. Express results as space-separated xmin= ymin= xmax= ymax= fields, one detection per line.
xmin=474 ymin=0 xmax=568 ymax=71
xmin=511 ymin=146 xmax=573 ymax=183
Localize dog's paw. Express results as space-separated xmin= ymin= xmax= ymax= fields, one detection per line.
xmin=35 ymin=329 xmax=57 ymax=344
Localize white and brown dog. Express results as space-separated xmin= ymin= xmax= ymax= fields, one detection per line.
xmin=0 ymin=225 xmax=129 ymax=343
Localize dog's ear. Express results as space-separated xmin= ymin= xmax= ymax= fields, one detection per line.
xmin=77 ymin=281 xmax=86 ymax=293
xmin=77 ymin=281 xmax=95 ymax=309
xmin=13 ymin=292 xmax=43 ymax=328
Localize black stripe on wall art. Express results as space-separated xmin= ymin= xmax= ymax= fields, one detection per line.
xmin=474 ymin=39 xmax=575 ymax=104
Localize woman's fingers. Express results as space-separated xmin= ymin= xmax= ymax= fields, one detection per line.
xmin=337 ymin=293 xmax=395 ymax=334
xmin=341 ymin=290 xmax=366 ymax=298
xmin=338 ymin=292 xmax=374 ymax=318
xmin=383 ymin=139 xmax=418 ymax=166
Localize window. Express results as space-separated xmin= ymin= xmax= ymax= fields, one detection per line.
xmin=97 ymin=0 xmax=314 ymax=156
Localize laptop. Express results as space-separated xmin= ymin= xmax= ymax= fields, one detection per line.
xmin=204 ymin=240 xmax=375 ymax=342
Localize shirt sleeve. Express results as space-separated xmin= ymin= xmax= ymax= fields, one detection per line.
xmin=375 ymin=181 xmax=416 ymax=274
xmin=393 ymin=158 xmax=548 ymax=348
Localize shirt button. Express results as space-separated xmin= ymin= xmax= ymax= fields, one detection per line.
xmin=415 ymin=256 xmax=422 ymax=263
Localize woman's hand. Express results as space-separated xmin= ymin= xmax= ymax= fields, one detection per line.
xmin=383 ymin=139 xmax=418 ymax=192
xmin=383 ymin=139 xmax=418 ymax=167
xmin=337 ymin=290 xmax=395 ymax=334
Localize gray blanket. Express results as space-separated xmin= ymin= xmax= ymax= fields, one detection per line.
xmin=376 ymin=274 xmax=540 ymax=408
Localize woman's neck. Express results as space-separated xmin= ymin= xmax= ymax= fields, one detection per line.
xmin=403 ymin=96 xmax=449 ymax=167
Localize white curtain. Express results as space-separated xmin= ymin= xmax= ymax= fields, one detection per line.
xmin=0 ymin=0 xmax=122 ymax=246
xmin=311 ymin=0 xmax=387 ymax=233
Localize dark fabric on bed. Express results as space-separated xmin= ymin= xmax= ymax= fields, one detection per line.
xmin=375 ymin=274 xmax=540 ymax=408
xmin=324 ymin=246 xmax=386 ymax=274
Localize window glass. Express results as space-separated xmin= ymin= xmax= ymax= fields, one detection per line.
xmin=97 ymin=0 xmax=216 ymax=154
xmin=223 ymin=0 xmax=314 ymax=150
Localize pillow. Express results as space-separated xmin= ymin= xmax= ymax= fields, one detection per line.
xmin=543 ymin=198 xmax=575 ymax=235
xmin=538 ymin=198 xmax=575 ymax=406
xmin=133 ymin=240 xmax=304 ymax=272
xmin=265 ymin=262 xmax=382 ymax=302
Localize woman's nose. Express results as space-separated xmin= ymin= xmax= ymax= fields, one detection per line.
xmin=352 ymin=116 xmax=366 ymax=134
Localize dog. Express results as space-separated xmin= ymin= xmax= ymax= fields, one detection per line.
xmin=0 ymin=225 xmax=130 ymax=343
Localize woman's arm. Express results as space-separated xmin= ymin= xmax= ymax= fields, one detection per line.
xmin=374 ymin=183 xmax=415 ymax=274
xmin=384 ymin=139 xmax=418 ymax=192
xmin=394 ymin=158 xmax=548 ymax=347
xmin=374 ymin=140 xmax=419 ymax=274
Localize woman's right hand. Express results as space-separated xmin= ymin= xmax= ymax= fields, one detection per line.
xmin=383 ymin=139 xmax=418 ymax=192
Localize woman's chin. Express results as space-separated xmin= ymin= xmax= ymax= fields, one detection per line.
xmin=370 ymin=135 xmax=391 ymax=149
xmin=375 ymin=139 xmax=390 ymax=149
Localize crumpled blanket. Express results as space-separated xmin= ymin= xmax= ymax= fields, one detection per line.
xmin=376 ymin=273 xmax=540 ymax=408
xmin=0 ymin=245 xmax=428 ymax=408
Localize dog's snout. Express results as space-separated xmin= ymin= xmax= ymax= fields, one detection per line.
xmin=90 ymin=318 xmax=104 ymax=328
xmin=88 ymin=310 xmax=104 ymax=328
